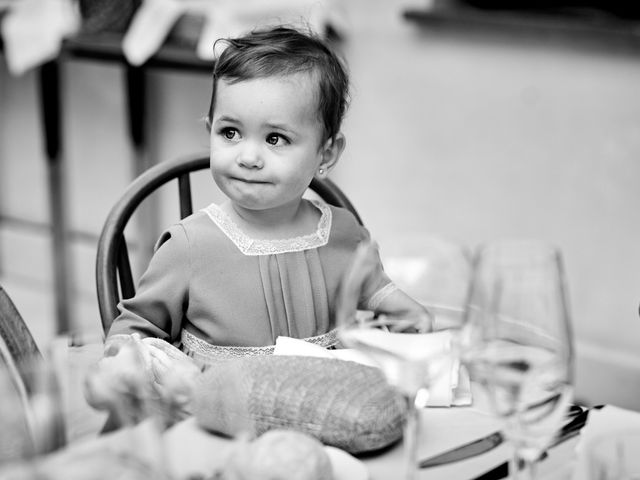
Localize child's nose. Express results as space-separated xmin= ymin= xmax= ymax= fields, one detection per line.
xmin=237 ymin=142 xmax=264 ymax=169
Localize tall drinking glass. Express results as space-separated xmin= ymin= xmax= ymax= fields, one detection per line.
xmin=0 ymin=357 xmax=66 ymax=477
xmin=335 ymin=241 xmax=453 ymax=480
xmin=461 ymin=240 xmax=574 ymax=479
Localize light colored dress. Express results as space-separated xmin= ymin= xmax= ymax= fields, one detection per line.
xmin=106 ymin=200 xmax=396 ymax=362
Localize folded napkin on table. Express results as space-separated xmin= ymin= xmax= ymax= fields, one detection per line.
xmin=274 ymin=334 xmax=472 ymax=407
xmin=571 ymin=405 xmax=640 ymax=480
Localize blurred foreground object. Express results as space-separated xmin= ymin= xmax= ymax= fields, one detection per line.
xmin=1 ymin=0 xmax=79 ymax=75
xmin=223 ymin=430 xmax=334 ymax=480
xmin=0 ymin=360 xmax=68 ymax=473
xmin=0 ymin=364 xmax=36 ymax=466
xmin=572 ymin=406 xmax=640 ymax=480
xmin=192 ymin=355 xmax=406 ymax=454
xmin=461 ymin=240 xmax=574 ymax=479
xmin=0 ymin=284 xmax=64 ymax=467
xmin=383 ymin=236 xmax=472 ymax=330
xmin=84 ymin=334 xmax=200 ymax=427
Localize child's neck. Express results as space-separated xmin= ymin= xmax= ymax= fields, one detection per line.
xmin=221 ymin=199 xmax=320 ymax=240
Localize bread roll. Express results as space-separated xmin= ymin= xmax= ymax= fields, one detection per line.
xmin=223 ymin=430 xmax=333 ymax=480
xmin=192 ymin=355 xmax=407 ymax=453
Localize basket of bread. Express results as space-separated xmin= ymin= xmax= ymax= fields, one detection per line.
xmin=192 ymin=355 xmax=407 ymax=455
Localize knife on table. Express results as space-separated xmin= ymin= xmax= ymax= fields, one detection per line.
xmin=470 ymin=406 xmax=602 ymax=480
xmin=419 ymin=405 xmax=589 ymax=469
xmin=419 ymin=432 xmax=504 ymax=468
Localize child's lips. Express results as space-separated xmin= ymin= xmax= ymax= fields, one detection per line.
xmin=231 ymin=176 xmax=270 ymax=184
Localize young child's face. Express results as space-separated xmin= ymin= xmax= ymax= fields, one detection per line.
xmin=209 ymin=72 xmax=327 ymax=213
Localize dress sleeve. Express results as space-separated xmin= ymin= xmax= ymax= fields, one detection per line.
xmin=106 ymin=224 xmax=191 ymax=344
xmin=349 ymin=221 xmax=397 ymax=312
xmin=357 ymin=245 xmax=397 ymax=311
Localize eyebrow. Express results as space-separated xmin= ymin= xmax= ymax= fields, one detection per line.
xmin=213 ymin=116 xmax=297 ymax=136
xmin=213 ymin=115 xmax=240 ymax=125
xmin=266 ymin=122 xmax=296 ymax=134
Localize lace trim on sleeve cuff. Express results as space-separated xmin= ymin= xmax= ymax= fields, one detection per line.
xmin=365 ymin=282 xmax=399 ymax=311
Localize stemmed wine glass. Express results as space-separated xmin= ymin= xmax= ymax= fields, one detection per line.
xmin=335 ymin=241 xmax=454 ymax=480
xmin=461 ymin=240 xmax=574 ymax=479
xmin=0 ymin=357 xmax=66 ymax=478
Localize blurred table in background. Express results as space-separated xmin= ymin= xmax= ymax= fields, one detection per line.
xmin=0 ymin=29 xmax=212 ymax=334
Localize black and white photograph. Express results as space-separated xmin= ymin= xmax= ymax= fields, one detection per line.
xmin=1 ymin=0 xmax=639 ymax=478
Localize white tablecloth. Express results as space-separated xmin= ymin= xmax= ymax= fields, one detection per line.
xmin=162 ymin=407 xmax=579 ymax=480
xmin=0 ymin=405 xmax=580 ymax=480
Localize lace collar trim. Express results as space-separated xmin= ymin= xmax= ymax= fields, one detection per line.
xmin=202 ymin=200 xmax=332 ymax=256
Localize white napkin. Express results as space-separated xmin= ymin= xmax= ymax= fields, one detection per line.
xmin=571 ymin=405 xmax=640 ymax=480
xmin=273 ymin=335 xmax=471 ymax=407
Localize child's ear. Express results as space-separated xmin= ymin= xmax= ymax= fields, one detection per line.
xmin=316 ymin=133 xmax=346 ymax=179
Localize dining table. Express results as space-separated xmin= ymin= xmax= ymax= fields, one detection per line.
xmin=0 ymin=381 xmax=583 ymax=480
xmin=159 ymin=405 xmax=581 ymax=480
xmin=0 ymin=334 xmax=592 ymax=480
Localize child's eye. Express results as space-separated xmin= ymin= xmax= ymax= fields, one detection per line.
xmin=219 ymin=128 xmax=239 ymax=141
xmin=266 ymin=133 xmax=289 ymax=146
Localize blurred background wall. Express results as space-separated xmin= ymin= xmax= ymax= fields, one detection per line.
xmin=1 ymin=0 xmax=639 ymax=409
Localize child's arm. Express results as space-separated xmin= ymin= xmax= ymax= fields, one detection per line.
xmin=344 ymin=240 xmax=434 ymax=330
xmin=106 ymin=224 xmax=191 ymax=352
xmin=372 ymin=288 xmax=434 ymax=331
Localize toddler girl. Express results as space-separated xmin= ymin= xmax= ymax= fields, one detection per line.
xmin=105 ymin=25 xmax=427 ymax=365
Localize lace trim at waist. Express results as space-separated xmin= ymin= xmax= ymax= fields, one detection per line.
xmin=181 ymin=329 xmax=338 ymax=361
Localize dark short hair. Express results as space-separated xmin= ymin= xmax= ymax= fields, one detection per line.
xmin=206 ymin=26 xmax=350 ymax=143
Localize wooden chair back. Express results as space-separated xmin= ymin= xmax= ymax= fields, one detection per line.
xmin=96 ymin=153 xmax=362 ymax=333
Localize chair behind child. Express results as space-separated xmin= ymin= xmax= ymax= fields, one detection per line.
xmin=96 ymin=152 xmax=363 ymax=334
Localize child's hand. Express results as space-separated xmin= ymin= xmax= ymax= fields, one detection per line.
xmin=83 ymin=339 xmax=154 ymax=417
xmin=372 ymin=293 xmax=434 ymax=333
xmin=84 ymin=335 xmax=200 ymax=423
xmin=141 ymin=337 xmax=200 ymax=413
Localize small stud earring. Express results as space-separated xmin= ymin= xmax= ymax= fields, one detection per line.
xmin=318 ymin=168 xmax=324 ymax=175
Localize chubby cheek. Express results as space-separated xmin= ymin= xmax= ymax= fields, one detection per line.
xmin=209 ymin=143 xmax=232 ymax=172
xmin=211 ymin=170 xmax=234 ymax=199
xmin=210 ymin=132 xmax=230 ymax=157
xmin=209 ymin=138 xmax=223 ymax=159
xmin=209 ymin=153 xmax=229 ymax=187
